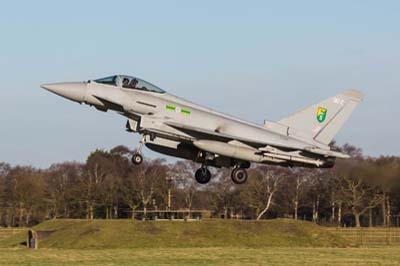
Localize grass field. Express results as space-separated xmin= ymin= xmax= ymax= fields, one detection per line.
xmin=1 ymin=219 xmax=398 ymax=265
xmin=1 ymin=247 xmax=400 ymax=266
xmin=0 ymin=219 xmax=347 ymax=249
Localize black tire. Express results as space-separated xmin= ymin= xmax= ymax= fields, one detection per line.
xmin=195 ymin=167 xmax=211 ymax=184
xmin=131 ymin=154 xmax=143 ymax=165
xmin=231 ymin=168 xmax=248 ymax=184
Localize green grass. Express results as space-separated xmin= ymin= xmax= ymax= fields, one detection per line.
xmin=0 ymin=219 xmax=396 ymax=266
xmin=0 ymin=228 xmax=27 ymax=241
xmin=1 ymin=247 xmax=400 ymax=266
xmin=0 ymin=219 xmax=347 ymax=249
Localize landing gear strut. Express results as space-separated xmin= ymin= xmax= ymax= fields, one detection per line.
xmin=195 ymin=166 xmax=211 ymax=184
xmin=231 ymin=167 xmax=248 ymax=184
xmin=131 ymin=136 xmax=145 ymax=165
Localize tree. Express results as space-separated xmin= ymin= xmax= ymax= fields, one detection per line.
xmin=307 ymin=170 xmax=329 ymax=223
xmin=289 ymin=169 xmax=309 ymax=220
xmin=325 ymin=171 xmax=342 ymax=225
xmin=45 ymin=162 xmax=83 ymax=219
xmin=240 ymin=166 xmax=284 ymax=220
xmin=337 ymin=159 xmax=383 ymax=227
xmin=207 ymin=168 xmax=239 ymax=219
xmin=3 ymin=167 xmax=46 ymax=226
xmin=2 ymin=142 xmax=400 ymax=227
xmin=80 ymin=150 xmax=110 ymax=219
xmin=372 ymin=156 xmax=400 ymax=227
xmin=169 ymin=161 xmax=198 ymax=211
xmin=0 ymin=163 xmax=11 ymax=225
xmin=129 ymin=159 xmax=168 ymax=218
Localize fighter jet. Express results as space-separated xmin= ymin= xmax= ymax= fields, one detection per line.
xmin=41 ymin=75 xmax=363 ymax=184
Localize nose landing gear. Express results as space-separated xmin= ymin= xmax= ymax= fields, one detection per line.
xmin=131 ymin=136 xmax=145 ymax=165
xmin=131 ymin=153 xmax=143 ymax=165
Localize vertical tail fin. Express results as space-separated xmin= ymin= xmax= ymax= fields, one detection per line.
xmin=278 ymin=89 xmax=363 ymax=145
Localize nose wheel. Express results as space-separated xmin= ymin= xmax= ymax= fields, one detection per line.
xmin=195 ymin=167 xmax=211 ymax=184
xmin=131 ymin=136 xmax=145 ymax=165
xmin=131 ymin=153 xmax=143 ymax=165
xmin=231 ymin=167 xmax=248 ymax=184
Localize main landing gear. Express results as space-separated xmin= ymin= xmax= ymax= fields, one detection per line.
xmin=230 ymin=167 xmax=248 ymax=184
xmin=195 ymin=166 xmax=211 ymax=184
xmin=193 ymin=166 xmax=248 ymax=185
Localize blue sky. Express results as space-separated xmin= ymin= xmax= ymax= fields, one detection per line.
xmin=0 ymin=1 xmax=399 ymax=167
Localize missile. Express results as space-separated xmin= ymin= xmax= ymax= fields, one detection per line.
xmin=303 ymin=147 xmax=350 ymax=159
xmin=193 ymin=139 xmax=325 ymax=166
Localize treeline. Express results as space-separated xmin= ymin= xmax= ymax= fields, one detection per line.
xmin=0 ymin=144 xmax=399 ymax=227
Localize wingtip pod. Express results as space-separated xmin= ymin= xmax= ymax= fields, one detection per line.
xmin=341 ymin=89 xmax=364 ymax=102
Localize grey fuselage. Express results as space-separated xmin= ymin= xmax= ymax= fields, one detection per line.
xmin=41 ymin=76 xmax=340 ymax=169
xmin=86 ymin=81 xmax=326 ymax=148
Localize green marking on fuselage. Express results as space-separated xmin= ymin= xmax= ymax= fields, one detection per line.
xmin=165 ymin=104 xmax=176 ymax=111
xmin=166 ymin=104 xmax=191 ymax=115
xmin=181 ymin=109 xmax=191 ymax=115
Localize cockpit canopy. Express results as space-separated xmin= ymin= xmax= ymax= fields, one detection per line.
xmin=93 ymin=75 xmax=165 ymax=94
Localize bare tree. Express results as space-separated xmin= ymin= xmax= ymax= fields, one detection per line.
xmin=2 ymin=142 xmax=400 ymax=228
xmin=80 ymin=150 xmax=112 ymax=219
xmin=0 ymin=163 xmax=11 ymax=225
xmin=291 ymin=170 xmax=308 ymax=220
xmin=256 ymin=170 xmax=283 ymax=220
xmin=208 ymin=169 xmax=238 ymax=219
xmin=240 ymin=166 xmax=284 ymax=220
xmin=169 ymin=161 xmax=198 ymax=211
xmin=337 ymin=159 xmax=384 ymax=227
xmin=121 ymin=170 xmax=142 ymax=219
xmin=340 ymin=175 xmax=383 ymax=227
xmin=130 ymin=159 xmax=168 ymax=218
xmin=325 ymin=173 xmax=343 ymax=226
xmin=372 ymin=156 xmax=399 ymax=227
xmin=45 ymin=162 xmax=83 ymax=219
xmin=3 ymin=167 xmax=46 ymax=226
xmin=308 ymin=170 xmax=328 ymax=223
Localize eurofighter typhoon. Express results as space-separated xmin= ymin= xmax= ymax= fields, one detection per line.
xmin=41 ymin=75 xmax=363 ymax=184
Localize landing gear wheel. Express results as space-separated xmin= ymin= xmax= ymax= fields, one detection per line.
xmin=231 ymin=168 xmax=248 ymax=184
xmin=195 ymin=167 xmax=211 ymax=184
xmin=131 ymin=153 xmax=143 ymax=165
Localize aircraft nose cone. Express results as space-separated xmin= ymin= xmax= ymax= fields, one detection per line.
xmin=41 ymin=82 xmax=87 ymax=103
